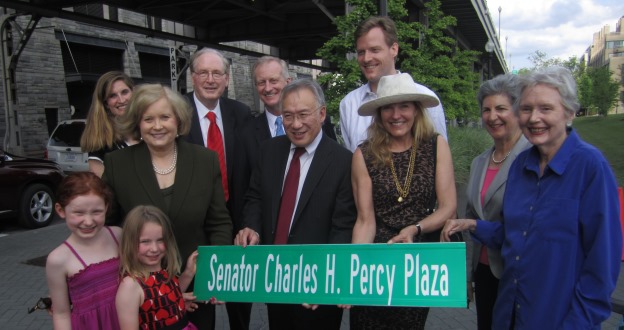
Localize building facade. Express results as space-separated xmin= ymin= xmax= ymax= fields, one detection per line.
xmin=0 ymin=4 xmax=316 ymax=157
xmin=586 ymin=16 xmax=624 ymax=114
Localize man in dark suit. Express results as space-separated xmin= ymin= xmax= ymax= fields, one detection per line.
xmin=183 ymin=47 xmax=252 ymax=205
xmin=234 ymin=79 xmax=356 ymax=330
xmin=182 ymin=47 xmax=251 ymax=330
xmin=232 ymin=56 xmax=337 ymax=224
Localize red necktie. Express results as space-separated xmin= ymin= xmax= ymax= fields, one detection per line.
xmin=274 ymin=147 xmax=305 ymax=244
xmin=206 ymin=111 xmax=228 ymax=201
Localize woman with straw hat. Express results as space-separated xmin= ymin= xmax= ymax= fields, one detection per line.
xmin=350 ymin=73 xmax=457 ymax=329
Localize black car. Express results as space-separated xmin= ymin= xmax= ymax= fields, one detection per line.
xmin=0 ymin=148 xmax=64 ymax=228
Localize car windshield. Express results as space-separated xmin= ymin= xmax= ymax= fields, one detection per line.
xmin=49 ymin=122 xmax=84 ymax=147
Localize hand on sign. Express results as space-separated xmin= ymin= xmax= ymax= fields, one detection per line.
xmin=234 ymin=227 xmax=260 ymax=247
xmin=183 ymin=292 xmax=198 ymax=312
xmin=209 ymin=297 xmax=225 ymax=305
xmin=441 ymin=219 xmax=476 ymax=242
xmin=302 ymin=303 xmax=318 ymax=310
xmin=387 ymin=224 xmax=418 ymax=243
xmin=338 ymin=304 xmax=352 ymax=309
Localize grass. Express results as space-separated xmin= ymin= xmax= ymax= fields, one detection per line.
xmin=573 ymin=113 xmax=624 ymax=187
xmin=447 ymin=113 xmax=624 ymax=187
xmin=448 ymin=126 xmax=492 ymax=184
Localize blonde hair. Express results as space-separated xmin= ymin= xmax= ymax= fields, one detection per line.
xmin=117 ymin=84 xmax=192 ymax=141
xmin=81 ymin=71 xmax=135 ymax=152
xmin=119 ymin=205 xmax=181 ymax=283
xmin=364 ymin=101 xmax=435 ymax=168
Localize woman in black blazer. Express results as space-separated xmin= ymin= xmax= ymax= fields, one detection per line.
xmin=103 ymin=84 xmax=232 ymax=330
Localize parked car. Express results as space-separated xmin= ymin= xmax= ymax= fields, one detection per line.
xmin=46 ymin=119 xmax=89 ymax=172
xmin=0 ymin=148 xmax=64 ymax=228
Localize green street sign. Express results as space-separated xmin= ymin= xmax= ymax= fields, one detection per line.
xmin=195 ymin=243 xmax=466 ymax=307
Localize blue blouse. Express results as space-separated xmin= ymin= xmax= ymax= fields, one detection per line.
xmin=474 ymin=129 xmax=621 ymax=329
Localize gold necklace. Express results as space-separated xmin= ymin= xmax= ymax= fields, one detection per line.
xmin=389 ymin=144 xmax=417 ymax=202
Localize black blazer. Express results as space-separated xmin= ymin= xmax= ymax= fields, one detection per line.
xmin=232 ymin=113 xmax=339 ymax=228
xmin=102 ymin=140 xmax=232 ymax=261
xmin=242 ymin=134 xmax=356 ymax=245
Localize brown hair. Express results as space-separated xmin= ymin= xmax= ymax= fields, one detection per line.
xmin=119 ymin=205 xmax=182 ymax=283
xmin=354 ymin=16 xmax=399 ymax=47
xmin=80 ymin=71 xmax=135 ymax=152
xmin=56 ymin=172 xmax=113 ymax=209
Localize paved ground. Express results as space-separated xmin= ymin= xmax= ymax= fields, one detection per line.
xmin=1 ymin=222 xmax=623 ymax=329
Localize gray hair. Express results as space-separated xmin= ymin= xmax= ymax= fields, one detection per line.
xmin=279 ymin=78 xmax=325 ymax=111
xmin=252 ymin=56 xmax=289 ymax=82
xmin=477 ymin=74 xmax=520 ymax=110
xmin=190 ymin=48 xmax=230 ymax=73
xmin=515 ymin=66 xmax=580 ymax=116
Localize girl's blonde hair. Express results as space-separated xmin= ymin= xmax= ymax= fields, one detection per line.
xmin=119 ymin=205 xmax=181 ymax=282
xmin=80 ymin=71 xmax=135 ymax=152
xmin=364 ymin=101 xmax=435 ymax=168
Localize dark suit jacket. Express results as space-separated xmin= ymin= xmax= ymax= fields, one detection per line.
xmin=465 ymin=135 xmax=531 ymax=280
xmin=183 ymin=93 xmax=252 ymax=205
xmin=232 ymin=113 xmax=339 ymax=228
xmin=102 ymin=139 xmax=232 ymax=261
xmin=242 ymin=133 xmax=356 ymax=245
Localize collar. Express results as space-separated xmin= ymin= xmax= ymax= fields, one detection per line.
xmin=524 ymin=128 xmax=578 ymax=176
xmin=193 ymin=94 xmax=222 ymax=120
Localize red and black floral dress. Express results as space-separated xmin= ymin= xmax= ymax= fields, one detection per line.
xmin=137 ymin=269 xmax=197 ymax=330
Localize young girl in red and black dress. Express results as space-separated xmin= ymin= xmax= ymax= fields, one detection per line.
xmin=116 ymin=205 xmax=198 ymax=330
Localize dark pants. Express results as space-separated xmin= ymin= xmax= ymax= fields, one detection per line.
xmin=267 ymin=303 xmax=343 ymax=330
xmin=226 ymin=302 xmax=252 ymax=330
xmin=187 ymin=302 xmax=215 ymax=330
xmin=475 ymin=262 xmax=499 ymax=330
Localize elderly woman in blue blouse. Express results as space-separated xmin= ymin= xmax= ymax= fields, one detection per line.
xmin=442 ymin=66 xmax=621 ymax=329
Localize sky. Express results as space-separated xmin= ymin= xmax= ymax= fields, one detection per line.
xmin=484 ymin=0 xmax=624 ymax=70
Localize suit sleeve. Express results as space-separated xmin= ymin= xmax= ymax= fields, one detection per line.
xmin=241 ymin=144 xmax=264 ymax=235
xmin=328 ymin=152 xmax=357 ymax=244
xmin=102 ymin=153 xmax=123 ymax=226
xmin=204 ymin=152 xmax=233 ymax=245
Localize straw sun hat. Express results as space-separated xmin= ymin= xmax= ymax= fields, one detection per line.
xmin=358 ymin=73 xmax=440 ymax=116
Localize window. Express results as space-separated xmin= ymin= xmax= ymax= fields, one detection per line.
xmin=60 ymin=42 xmax=124 ymax=74
xmin=606 ymin=40 xmax=624 ymax=49
xmin=74 ymin=4 xmax=104 ymax=18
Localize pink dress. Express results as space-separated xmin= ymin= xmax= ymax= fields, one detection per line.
xmin=63 ymin=226 xmax=120 ymax=330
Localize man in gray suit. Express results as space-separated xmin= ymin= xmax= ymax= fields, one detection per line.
xmin=234 ymin=79 xmax=356 ymax=330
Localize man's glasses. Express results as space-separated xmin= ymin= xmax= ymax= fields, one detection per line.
xmin=282 ymin=106 xmax=323 ymax=124
xmin=193 ymin=71 xmax=227 ymax=81
xmin=28 ymin=297 xmax=52 ymax=314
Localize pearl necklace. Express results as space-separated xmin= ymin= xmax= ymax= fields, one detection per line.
xmin=153 ymin=144 xmax=177 ymax=175
xmin=491 ymin=148 xmax=512 ymax=164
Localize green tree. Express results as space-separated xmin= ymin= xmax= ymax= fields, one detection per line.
xmin=588 ymin=66 xmax=620 ymax=116
xmin=317 ymin=0 xmax=480 ymax=121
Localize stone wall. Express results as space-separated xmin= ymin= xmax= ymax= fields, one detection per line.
xmin=0 ymin=7 xmax=314 ymax=157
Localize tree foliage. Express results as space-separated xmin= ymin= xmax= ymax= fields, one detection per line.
xmin=588 ymin=66 xmax=620 ymax=116
xmin=526 ymin=51 xmax=620 ymax=116
xmin=317 ymin=0 xmax=480 ymax=121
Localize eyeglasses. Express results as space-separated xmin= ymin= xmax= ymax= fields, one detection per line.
xmin=282 ymin=106 xmax=323 ymax=123
xmin=193 ymin=70 xmax=227 ymax=81
xmin=28 ymin=297 xmax=52 ymax=314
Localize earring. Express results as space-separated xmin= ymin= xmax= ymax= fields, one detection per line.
xmin=566 ymin=121 xmax=572 ymax=127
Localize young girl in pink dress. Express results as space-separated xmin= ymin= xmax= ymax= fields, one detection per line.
xmin=116 ymin=205 xmax=198 ymax=330
xmin=46 ymin=172 xmax=122 ymax=329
